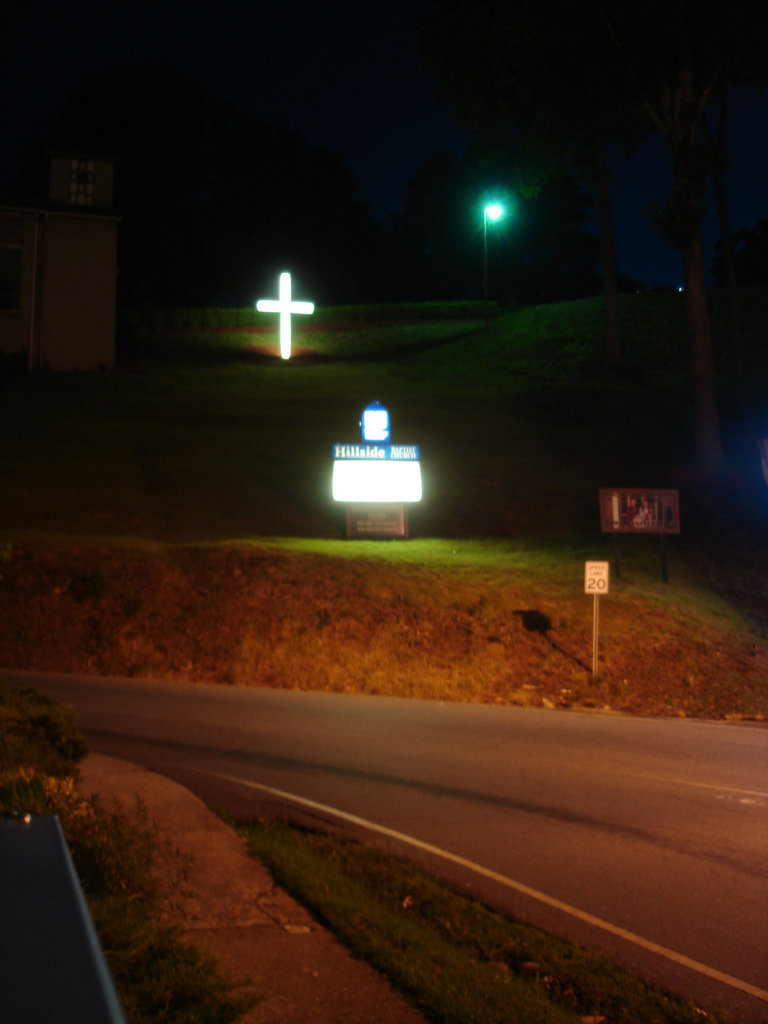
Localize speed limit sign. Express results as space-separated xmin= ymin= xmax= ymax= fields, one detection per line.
xmin=585 ymin=562 xmax=610 ymax=675
xmin=585 ymin=561 xmax=610 ymax=594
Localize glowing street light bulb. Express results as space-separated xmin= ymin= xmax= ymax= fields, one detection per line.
xmin=485 ymin=203 xmax=503 ymax=221
xmin=256 ymin=271 xmax=315 ymax=360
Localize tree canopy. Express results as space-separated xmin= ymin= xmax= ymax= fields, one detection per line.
xmin=12 ymin=63 xmax=382 ymax=306
xmin=387 ymin=147 xmax=601 ymax=304
xmin=416 ymin=0 xmax=766 ymax=472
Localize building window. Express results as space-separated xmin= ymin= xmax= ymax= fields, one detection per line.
xmin=0 ymin=216 xmax=23 ymax=310
xmin=70 ymin=158 xmax=95 ymax=206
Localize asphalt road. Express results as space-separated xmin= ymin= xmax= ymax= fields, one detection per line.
xmin=7 ymin=669 xmax=767 ymax=1022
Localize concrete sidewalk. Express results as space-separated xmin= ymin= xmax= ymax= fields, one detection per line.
xmin=80 ymin=754 xmax=428 ymax=1024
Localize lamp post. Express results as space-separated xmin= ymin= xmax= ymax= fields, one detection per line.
xmin=483 ymin=203 xmax=503 ymax=328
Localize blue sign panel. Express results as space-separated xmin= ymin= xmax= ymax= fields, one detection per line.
xmin=361 ymin=401 xmax=390 ymax=442
xmin=332 ymin=444 xmax=420 ymax=461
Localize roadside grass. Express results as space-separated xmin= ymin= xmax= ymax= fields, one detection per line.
xmin=0 ymin=289 xmax=767 ymax=716
xmin=129 ymin=319 xmax=486 ymax=363
xmin=298 ymin=319 xmax=485 ymax=357
xmin=0 ymin=683 xmax=257 ymax=1024
xmin=2 ymin=290 xmax=767 ymax=542
xmin=0 ymin=683 xmax=738 ymax=1024
xmin=240 ymin=818 xmax=723 ymax=1024
xmin=0 ymin=293 xmax=764 ymax=1021
xmin=1 ymin=537 xmax=766 ymax=717
xmin=0 ymin=679 xmax=89 ymax=779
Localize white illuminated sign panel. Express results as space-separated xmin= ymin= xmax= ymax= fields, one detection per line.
xmin=332 ymin=459 xmax=422 ymax=503
xmin=256 ymin=271 xmax=314 ymax=360
xmin=332 ymin=403 xmax=422 ymax=504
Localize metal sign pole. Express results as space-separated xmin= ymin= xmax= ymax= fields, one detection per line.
xmin=585 ymin=561 xmax=609 ymax=678
xmin=592 ymin=593 xmax=599 ymax=676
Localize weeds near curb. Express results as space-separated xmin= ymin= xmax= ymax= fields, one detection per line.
xmin=0 ymin=683 xmax=257 ymax=1024
xmin=241 ymin=819 xmax=723 ymax=1024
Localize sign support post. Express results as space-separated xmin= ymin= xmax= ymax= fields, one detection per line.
xmin=585 ymin=561 xmax=610 ymax=678
xmin=592 ymin=591 xmax=600 ymax=676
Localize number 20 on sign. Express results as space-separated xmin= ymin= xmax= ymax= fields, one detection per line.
xmin=585 ymin=562 xmax=610 ymax=675
xmin=585 ymin=561 xmax=610 ymax=594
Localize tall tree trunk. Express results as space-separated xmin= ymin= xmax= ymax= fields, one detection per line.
xmin=595 ymin=160 xmax=622 ymax=369
xmin=683 ymin=230 xmax=723 ymax=475
xmin=706 ymin=99 xmax=747 ymax=438
xmin=710 ymin=156 xmax=748 ymax=441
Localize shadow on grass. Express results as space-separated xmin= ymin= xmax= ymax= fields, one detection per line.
xmin=237 ymin=325 xmax=486 ymax=366
xmin=514 ymin=609 xmax=590 ymax=672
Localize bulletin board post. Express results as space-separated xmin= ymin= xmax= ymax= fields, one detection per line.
xmin=598 ymin=489 xmax=680 ymax=583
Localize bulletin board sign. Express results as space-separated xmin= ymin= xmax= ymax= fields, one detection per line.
xmin=346 ymin=505 xmax=408 ymax=539
xmin=599 ymin=489 xmax=680 ymax=534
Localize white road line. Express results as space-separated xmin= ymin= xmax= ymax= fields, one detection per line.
xmin=632 ymin=772 xmax=768 ymax=800
xmin=199 ymin=768 xmax=768 ymax=1004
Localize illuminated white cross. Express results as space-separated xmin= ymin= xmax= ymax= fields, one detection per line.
xmin=256 ymin=271 xmax=315 ymax=360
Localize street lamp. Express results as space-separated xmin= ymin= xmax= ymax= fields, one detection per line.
xmin=483 ymin=203 xmax=503 ymax=328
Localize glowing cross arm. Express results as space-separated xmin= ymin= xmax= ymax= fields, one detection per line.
xmin=256 ymin=271 xmax=315 ymax=359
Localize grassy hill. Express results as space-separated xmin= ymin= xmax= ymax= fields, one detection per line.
xmin=1 ymin=290 xmax=767 ymax=718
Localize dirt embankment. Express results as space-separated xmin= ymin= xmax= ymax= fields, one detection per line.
xmin=1 ymin=543 xmax=766 ymax=720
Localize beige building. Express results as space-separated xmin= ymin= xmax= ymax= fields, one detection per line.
xmin=0 ymin=153 xmax=119 ymax=371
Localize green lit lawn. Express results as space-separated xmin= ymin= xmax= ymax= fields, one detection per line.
xmin=1 ymin=289 xmax=766 ymax=575
xmin=0 ymin=296 xmax=698 ymax=542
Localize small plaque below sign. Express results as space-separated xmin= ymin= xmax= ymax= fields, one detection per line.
xmin=346 ymin=505 xmax=408 ymax=539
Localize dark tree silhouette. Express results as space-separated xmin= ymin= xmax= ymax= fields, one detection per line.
xmin=417 ymin=0 xmax=765 ymax=473
xmin=12 ymin=63 xmax=383 ymax=306
xmin=416 ymin=0 xmax=641 ymax=368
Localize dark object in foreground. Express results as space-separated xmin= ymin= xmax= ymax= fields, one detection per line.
xmin=0 ymin=814 xmax=126 ymax=1024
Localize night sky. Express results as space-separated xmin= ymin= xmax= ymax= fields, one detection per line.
xmin=4 ymin=1 xmax=767 ymax=290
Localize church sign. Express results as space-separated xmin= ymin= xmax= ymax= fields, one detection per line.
xmin=332 ymin=401 xmax=422 ymax=537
